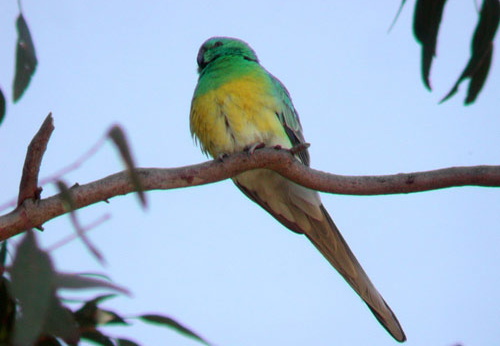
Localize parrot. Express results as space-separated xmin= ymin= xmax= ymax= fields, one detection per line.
xmin=190 ymin=36 xmax=406 ymax=342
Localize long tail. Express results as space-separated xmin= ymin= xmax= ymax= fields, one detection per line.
xmin=305 ymin=205 xmax=406 ymax=342
xmin=234 ymin=170 xmax=406 ymax=342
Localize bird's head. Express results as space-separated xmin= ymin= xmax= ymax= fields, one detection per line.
xmin=196 ymin=37 xmax=259 ymax=73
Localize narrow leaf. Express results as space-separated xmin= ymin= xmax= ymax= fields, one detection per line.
xmin=413 ymin=0 xmax=448 ymax=89
xmin=35 ymin=336 xmax=63 ymax=345
xmin=465 ymin=44 xmax=493 ymax=104
xmin=72 ymin=293 xmax=119 ymax=329
xmin=81 ymin=330 xmax=114 ymax=346
xmin=85 ymin=294 xmax=118 ymax=305
xmin=74 ymin=297 xmax=100 ymax=328
xmin=139 ymin=314 xmax=210 ymax=345
xmin=471 ymin=0 xmax=500 ymax=53
xmin=0 ymin=277 xmax=16 ymax=344
xmin=117 ymin=338 xmax=140 ymax=346
xmin=55 ymin=180 xmax=105 ymax=264
xmin=56 ymin=180 xmax=76 ymax=210
xmin=0 ymin=88 xmax=5 ymax=125
xmin=41 ymin=293 xmax=79 ymax=344
xmin=388 ymin=0 xmax=407 ymax=32
xmin=10 ymin=231 xmax=54 ymax=345
xmin=55 ymin=272 xmax=130 ymax=295
xmin=73 ymin=293 xmax=128 ymax=326
xmin=13 ymin=14 xmax=38 ymax=102
xmin=0 ymin=241 xmax=7 ymax=267
xmin=94 ymin=308 xmax=128 ymax=325
xmin=108 ymin=125 xmax=147 ymax=208
xmin=441 ymin=0 xmax=500 ymax=104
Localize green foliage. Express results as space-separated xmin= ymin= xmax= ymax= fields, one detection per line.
xmin=441 ymin=0 xmax=500 ymax=104
xmin=409 ymin=0 xmax=500 ymax=104
xmin=413 ymin=0 xmax=447 ymax=90
xmin=9 ymin=231 xmax=72 ymax=345
xmin=116 ymin=339 xmax=140 ymax=346
xmin=108 ymin=125 xmax=147 ymax=209
xmin=13 ymin=14 xmax=38 ymax=103
xmin=139 ymin=314 xmax=211 ymax=345
xmin=0 ymin=234 xmax=211 ymax=345
xmin=0 ymin=247 xmax=15 ymax=344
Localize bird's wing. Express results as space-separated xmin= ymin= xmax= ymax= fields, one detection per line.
xmin=268 ymin=73 xmax=310 ymax=166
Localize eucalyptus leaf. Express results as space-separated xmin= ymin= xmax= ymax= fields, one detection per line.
xmin=10 ymin=231 xmax=54 ymax=345
xmin=13 ymin=14 xmax=37 ymax=102
xmin=139 ymin=314 xmax=210 ymax=345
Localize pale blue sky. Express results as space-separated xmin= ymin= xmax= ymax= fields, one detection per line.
xmin=1 ymin=1 xmax=499 ymax=345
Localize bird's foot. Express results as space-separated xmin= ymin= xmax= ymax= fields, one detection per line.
xmin=244 ymin=142 xmax=266 ymax=155
xmin=289 ymin=142 xmax=310 ymax=155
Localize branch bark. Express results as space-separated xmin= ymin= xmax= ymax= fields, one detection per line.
xmin=1 ymin=148 xmax=499 ymax=241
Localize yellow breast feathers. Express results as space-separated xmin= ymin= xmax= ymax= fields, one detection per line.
xmin=190 ymin=72 xmax=291 ymax=158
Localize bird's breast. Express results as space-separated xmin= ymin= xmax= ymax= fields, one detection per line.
xmin=190 ymin=73 xmax=291 ymax=157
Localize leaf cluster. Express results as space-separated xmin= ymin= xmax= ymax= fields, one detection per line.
xmin=0 ymin=233 xmax=211 ymax=346
xmin=410 ymin=0 xmax=500 ymax=104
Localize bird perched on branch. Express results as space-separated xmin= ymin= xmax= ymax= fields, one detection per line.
xmin=190 ymin=36 xmax=406 ymax=342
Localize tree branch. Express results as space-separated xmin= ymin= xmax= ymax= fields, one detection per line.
xmin=1 ymin=148 xmax=499 ymax=241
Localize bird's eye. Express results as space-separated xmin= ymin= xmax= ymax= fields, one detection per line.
xmin=213 ymin=41 xmax=223 ymax=48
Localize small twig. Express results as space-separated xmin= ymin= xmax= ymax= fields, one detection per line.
xmin=17 ymin=113 xmax=54 ymax=206
xmin=45 ymin=213 xmax=111 ymax=253
xmin=0 ymin=130 xmax=106 ymax=213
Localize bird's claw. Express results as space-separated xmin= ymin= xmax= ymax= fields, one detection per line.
xmin=244 ymin=142 xmax=266 ymax=155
